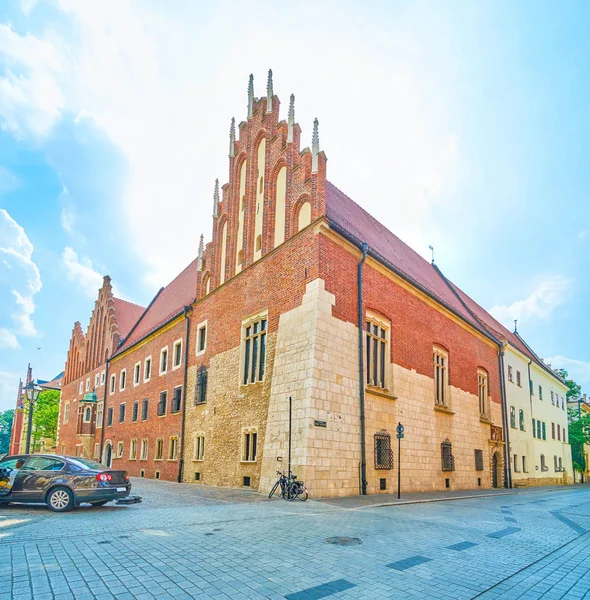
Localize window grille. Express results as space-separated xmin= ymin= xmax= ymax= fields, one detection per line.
xmin=374 ymin=432 xmax=393 ymax=470
xmin=366 ymin=319 xmax=388 ymax=389
xmin=195 ymin=366 xmax=208 ymax=405
xmin=441 ymin=439 xmax=455 ymax=471
xmin=474 ymin=449 xmax=484 ymax=471
xmin=157 ymin=391 xmax=167 ymax=416
xmin=243 ymin=318 xmax=267 ymax=385
xmin=171 ymin=386 xmax=182 ymax=413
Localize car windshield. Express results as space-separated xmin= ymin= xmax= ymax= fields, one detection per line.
xmin=67 ymin=458 xmax=106 ymax=471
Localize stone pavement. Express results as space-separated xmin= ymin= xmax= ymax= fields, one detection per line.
xmin=1 ymin=479 xmax=590 ymax=599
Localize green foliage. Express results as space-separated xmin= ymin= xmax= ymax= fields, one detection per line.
xmin=31 ymin=390 xmax=60 ymax=452
xmin=556 ymin=368 xmax=582 ymax=401
xmin=0 ymin=409 xmax=14 ymax=455
xmin=568 ymin=407 xmax=590 ymax=474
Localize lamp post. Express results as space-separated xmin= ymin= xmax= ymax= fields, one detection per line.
xmin=24 ymin=382 xmax=42 ymax=454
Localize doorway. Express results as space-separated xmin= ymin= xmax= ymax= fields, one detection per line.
xmin=492 ymin=452 xmax=500 ymax=488
xmin=102 ymin=441 xmax=113 ymax=467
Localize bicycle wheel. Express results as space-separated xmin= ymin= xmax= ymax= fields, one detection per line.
xmin=269 ymin=481 xmax=280 ymax=498
xmin=283 ymin=484 xmax=297 ymax=501
xmin=297 ymin=488 xmax=308 ymax=501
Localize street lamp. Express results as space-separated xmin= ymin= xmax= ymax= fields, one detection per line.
xmin=24 ymin=381 xmax=42 ymax=454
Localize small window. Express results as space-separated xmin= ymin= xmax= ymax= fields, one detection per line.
xmin=94 ymin=374 xmax=99 ymax=387
xmin=100 ymin=370 xmax=105 ymax=386
xmin=242 ymin=316 xmax=267 ymax=385
xmin=441 ymin=439 xmax=455 ymax=471
xmin=539 ymin=453 xmax=546 ymax=470
xmin=243 ymin=476 xmax=251 ymax=487
xmin=155 ymin=470 xmax=160 ymax=480
xmin=552 ymin=422 xmax=555 ymax=439
xmin=559 ymin=457 xmax=563 ymax=470
xmin=63 ymin=402 xmax=70 ymax=424
xmin=85 ymin=378 xmax=90 ymax=392
xmin=530 ymin=379 xmax=534 ymax=395
xmin=110 ymin=374 xmax=116 ymax=395
xmin=532 ymin=418 xmax=536 ymax=438
xmin=516 ymin=371 xmax=521 ymax=387
xmin=537 ymin=420 xmax=542 ymax=439
xmin=242 ymin=429 xmax=258 ymax=462
xmin=140 ymin=470 xmax=145 ymax=478
xmin=542 ymin=422 xmax=546 ymax=440
xmin=551 ymin=391 xmax=555 ymax=405
xmin=144 ymin=357 xmax=152 ymax=382
xmin=120 ymin=369 xmax=127 ymax=391
xmin=195 ymin=472 xmax=201 ymax=481
xmin=519 ymin=409 xmax=525 ymax=431
xmin=195 ymin=366 xmax=208 ymax=405
xmin=510 ymin=406 xmax=516 ymax=429
xmin=107 ymin=407 xmax=113 ymax=427
xmin=79 ymin=381 xmax=83 ymax=394
xmin=433 ymin=347 xmax=449 ymax=407
xmin=173 ymin=340 xmax=183 ymax=369
xmin=160 ymin=347 xmax=168 ymax=375
xmin=478 ymin=370 xmax=489 ymax=419
xmin=134 ymin=362 xmax=141 ymax=386
xmin=194 ymin=435 xmax=205 ymax=461
xmin=117 ymin=441 xmax=124 ymax=458
xmin=140 ymin=439 xmax=148 ymax=460
xmin=197 ymin=322 xmax=207 ymax=355
xmin=554 ymin=455 xmax=558 ymax=471
xmin=366 ymin=316 xmax=389 ymax=389
xmin=155 ymin=438 xmax=164 ymax=460
xmin=158 ymin=391 xmax=167 ymax=416
xmin=141 ymin=398 xmax=149 ymax=421
xmin=507 ymin=365 xmax=513 ymax=382
xmin=119 ymin=403 xmax=126 ymax=423
xmin=172 ymin=386 xmax=182 ymax=413
xmin=83 ymin=406 xmax=92 ymax=423
xmin=132 ymin=400 xmax=139 ymax=422
xmin=168 ymin=437 xmax=178 ymax=460
xmin=539 ymin=385 xmax=543 ymax=400
xmin=255 ymin=234 xmax=262 ymax=252
xmin=96 ymin=403 xmax=103 ymax=428
xmin=474 ymin=449 xmax=484 ymax=471
xmin=130 ymin=438 xmax=137 ymax=460
xmin=379 ymin=478 xmax=387 ymax=491
xmin=557 ymin=424 xmax=561 ymax=441
xmin=374 ymin=432 xmax=393 ymax=469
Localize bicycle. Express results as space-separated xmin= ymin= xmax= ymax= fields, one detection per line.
xmin=270 ymin=471 xmax=308 ymax=501
xmin=268 ymin=471 xmax=289 ymax=499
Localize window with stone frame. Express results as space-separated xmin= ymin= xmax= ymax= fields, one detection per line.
xmin=157 ymin=391 xmax=167 ymax=416
xmin=141 ymin=398 xmax=149 ymax=421
xmin=510 ymin=406 xmax=516 ymax=429
xmin=83 ymin=406 xmax=92 ymax=423
xmin=110 ymin=374 xmax=116 ymax=395
xmin=433 ymin=347 xmax=449 ymax=407
xmin=374 ymin=432 xmax=393 ymax=469
xmin=100 ymin=370 xmax=105 ymax=386
xmin=63 ymin=402 xmax=69 ymax=424
xmin=140 ymin=439 xmax=148 ymax=461
xmin=144 ymin=357 xmax=152 ymax=382
xmin=129 ymin=438 xmax=137 ymax=460
xmin=172 ymin=339 xmax=183 ymax=369
xmin=242 ymin=428 xmax=258 ymax=462
xmin=134 ymin=362 xmax=141 ymax=386
xmin=79 ymin=381 xmax=83 ymax=395
xmin=120 ymin=369 xmax=126 ymax=391
xmin=507 ymin=365 xmax=513 ymax=382
xmin=96 ymin=402 xmax=103 ymax=428
xmin=195 ymin=366 xmax=208 ymax=404
xmin=85 ymin=378 xmax=90 ymax=392
xmin=441 ymin=439 xmax=455 ymax=471
xmin=117 ymin=441 xmax=124 ymax=457
xmin=168 ymin=436 xmax=178 ymax=460
xmin=132 ymin=400 xmax=139 ymax=422
xmin=171 ymin=386 xmax=182 ymax=413
xmin=155 ymin=438 xmax=164 ymax=460
xmin=366 ymin=315 xmax=389 ymax=389
xmin=196 ymin=321 xmax=207 ymax=356
xmin=519 ymin=409 xmax=525 ymax=431
xmin=95 ymin=373 xmax=99 ymax=388
xmin=160 ymin=347 xmax=168 ymax=375
xmin=119 ymin=403 xmax=126 ymax=423
xmin=478 ymin=369 xmax=490 ymax=419
xmin=242 ymin=314 xmax=267 ymax=385
xmin=107 ymin=407 xmax=113 ymax=427
xmin=193 ymin=435 xmax=205 ymax=461
xmin=474 ymin=449 xmax=484 ymax=471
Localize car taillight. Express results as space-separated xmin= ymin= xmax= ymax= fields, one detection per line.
xmin=125 ymin=474 xmax=129 ymax=481
xmin=96 ymin=473 xmax=112 ymax=482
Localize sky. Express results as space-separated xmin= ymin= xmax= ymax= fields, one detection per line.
xmin=0 ymin=0 xmax=589 ymax=411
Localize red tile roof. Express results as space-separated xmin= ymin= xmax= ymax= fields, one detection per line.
xmin=113 ymin=259 xmax=198 ymax=356
xmin=113 ymin=298 xmax=146 ymax=339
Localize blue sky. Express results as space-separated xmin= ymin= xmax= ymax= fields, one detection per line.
xmin=0 ymin=0 xmax=589 ymax=411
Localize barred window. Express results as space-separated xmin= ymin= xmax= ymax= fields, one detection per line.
xmin=374 ymin=432 xmax=393 ymax=470
xmin=155 ymin=438 xmax=163 ymax=460
xmin=243 ymin=317 xmax=267 ymax=385
xmin=141 ymin=398 xmax=149 ymax=421
xmin=519 ymin=409 xmax=525 ymax=431
xmin=474 ymin=449 xmax=484 ymax=471
xmin=434 ymin=348 xmax=448 ymax=407
xmin=157 ymin=391 xmax=167 ymax=416
xmin=510 ymin=406 xmax=516 ymax=428
xmin=366 ymin=318 xmax=388 ymax=389
xmin=441 ymin=439 xmax=455 ymax=471
xmin=195 ymin=366 xmax=208 ymax=404
xmin=171 ymin=386 xmax=182 ymax=413
xmin=478 ymin=370 xmax=489 ymax=418
xmin=132 ymin=400 xmax=139 ymax=422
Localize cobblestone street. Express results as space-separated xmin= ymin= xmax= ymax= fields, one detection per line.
xmin=1 ymin=480 xmax=590 ymax=599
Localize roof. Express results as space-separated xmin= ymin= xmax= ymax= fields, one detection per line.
xmin=113 ymin=259 xmax=198 ymax=356
xmin=39 ymin=372 xmax=63 ymax=391
xmin=113 ymin=298 xmax=146 ymax=339
xmin=325 ymin=181 xmax=491 ymax=336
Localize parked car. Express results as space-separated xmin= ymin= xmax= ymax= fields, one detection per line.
xmin=0 ymin=454 xmax=131 ymax=512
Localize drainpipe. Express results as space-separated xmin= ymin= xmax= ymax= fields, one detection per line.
xmin=177 ymin=306 xmax=191 ymax=483
xmin=358 ymin=242 xmax=369 ymax=495
xmin=99 ymin=359 xmax=109 ymax=461
xmin=498 ymin=348 xmax=512 ymax=488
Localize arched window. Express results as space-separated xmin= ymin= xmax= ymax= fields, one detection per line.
xmin=298 ymin=201 xmax=311 ymax=231
xmin=274 ymin=166 xmax=287 ymax=247
xmin=219 ymin=221 xmax=227 ymax=285
xmin=83 ymin=407 xmax=92 ymax=423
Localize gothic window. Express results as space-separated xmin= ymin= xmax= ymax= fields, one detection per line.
xmin=242 ymin=429 xmax=258 ymax=462
xmin=155 ymin=438 xmax=164 ymax=460
xmin=366 ymin=316 xmax=388 ymax=389
xmin=168 ymin=437 xmax=178 ymax=460
xmin=374 ymin=432 xmax=393 ymax=470
xmin=433 ymin=348 xmax=448 ymax=407
xmin=478 ymin=369 xmax=489 ymax=418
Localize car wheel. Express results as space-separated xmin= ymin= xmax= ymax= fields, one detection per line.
xmin=46 ymin=486 xmax=74 ymax=512
xmin=89 ymin=500 xmax=109 ymax=507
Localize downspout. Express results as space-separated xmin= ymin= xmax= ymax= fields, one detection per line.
xmin=177 ymin=306 xmax=191 ymax=483
xmin=498 ymin=348 xmax=512 ymax=488
xmin=99 ymin=359 xmax=109 ymax=461
xmin=358 ymin=242 xmax=369 ymax=495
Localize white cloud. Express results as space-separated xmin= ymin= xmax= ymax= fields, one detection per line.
xmin=0 ymin=329 xmax=19 ymax=349
xmin=0 ymin=0 xmax=461 ymax=286
xmin=0 ymin=209 xmax=42 ymax=340
xmin=545 ymin=356 xmax=590 ymax=390
xmin=0 ymin=370 xmax=20 ymax=411
xmin=61 ymin=246 xmax=103 ymax=298
xmin=489 ymin=275 xmax=571 ymax=328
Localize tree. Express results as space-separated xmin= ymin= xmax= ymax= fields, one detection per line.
xmin=0 ymin=409 xmax=14 ymax=455
xmin=30 ymin=390 xmax=60 ymax=453
xmin=568 ymin=408 xmax=590 ymax=476
xmin=556 ymin=368 xmax=582 ymax=401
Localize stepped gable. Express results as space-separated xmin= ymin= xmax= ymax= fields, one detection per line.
xmin=112 ymin=297 xmax=145 ymax=339
xmin=113 ymin=258 xmax=199 ymax=356
xmin=325 ymin=181 xmax=490 ymax=335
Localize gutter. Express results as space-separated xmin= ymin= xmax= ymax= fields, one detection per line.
xmin=177 ymin=306 xmax=191 ymax=483
xmin=357 ymin=242 xmax=369 ymax=496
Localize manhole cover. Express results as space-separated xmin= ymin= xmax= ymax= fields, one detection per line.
xmin=325 ymin=537 xmax=362 ymax=546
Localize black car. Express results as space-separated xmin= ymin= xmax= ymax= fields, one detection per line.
xmin=0 ymin=454 xmax=131 ymax=512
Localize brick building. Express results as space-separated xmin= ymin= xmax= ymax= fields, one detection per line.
xmin=56 ymin=71 xmax=571 ymax=496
